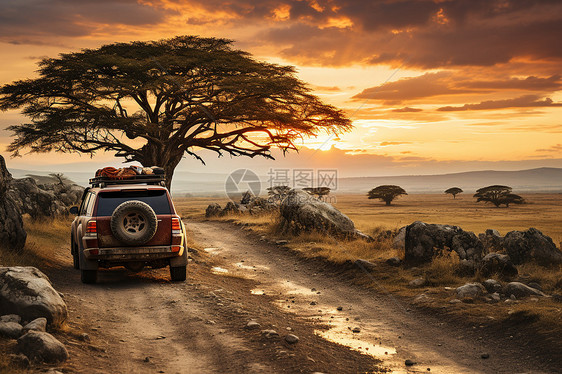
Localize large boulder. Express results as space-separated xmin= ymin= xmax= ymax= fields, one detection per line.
xmin=479 ymin=229 xmax=504 ymax=253
xmin=404 ymin=221 xmax=483 ymax=266
xmin=505 ymin=282 xmax=546 ymax=298
xmin=503 ymin=228 xmax=562 ymax=265
xmin=0 ymin=321 xmax=23 ymax=339
xmin=392 ymin=226 xmax=406 ymax=249
xmin=205 ymin=203 xmax=222 ymax=218
xmin=0 ymin=267 xmax=68 ymax=326
xmin=479 ymin=253 xmax=518 ymax=278
xmin=8 ymin=178 xmax=67 ymax=218
xmin=0 ymin=156 xmax=26 ymax=250
xmin=280 ymin=190 xmax=357 ymax=237
xmin=456 ymin=283 xmax=486 ymax=299
xmin=17 ymin=331 xmax=68 ymax=363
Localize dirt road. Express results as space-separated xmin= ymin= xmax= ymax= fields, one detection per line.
xmin=47 ymin=220 xmax=556 ymax=374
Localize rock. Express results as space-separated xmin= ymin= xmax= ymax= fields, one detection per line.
xmin=392 ymin=227 xmax=406 ymax=249
xmin=262 ymin=329 xmax=279 ymax=339
xmin=481 ymin=353 xmax=490 ymax=359
xmin=456 ymin=283 xmax=486 ymax=299
xmin=245 ymin=320 xmax=261 ymax=330
xmin=221 ymin=201 xmax=241 ymax=216
xmin=247 ymin=196 xmax=277 ymax=215
xmin=490 ymin=293 xmax=501 ymax=302
xmin=414 ymin=294 xmax=430 ymax=304
xmin=409 ymin=277 xmax=426 ymax=288
xmin=0 ymin=156 xmax=26 ymax=250
xmin=505 ymin=282 xmax=545 ymax=298
xmin=275 ymin=240 xmax=289 ymax=245
xmin=405 ymin=359 xmax=416 ymax=366
xmin=405 ymin=221 xmax=483 ymax=266
xmin=0 ymin=321 xmax=23 ymax=338
xmin=240 ymin=190 xmax=255 ymax=205
xmin=354 ymin=259 xmax=376 ymax=271
xmin=336 ymin=306 xmax=343 ymax=311
xmin=503 ymin=228 xmax=562 ymax=265
xmin=352 ymin=327 xmax=361 ymax=333
xmin=528 ymin=282 xmax=542 ymax=291
xmin=0 ymin=267 xmax=68 ymax=326
xmin=482 ymin=279 xmax=503 ymax=293
xmin=22 ymin=317 xmax=47 ymax=333
xmin=479 ymin=229 xmax=503 ymax=253
xmin=285 ymin=334 xmax=299 ymax=344
xmin=8 ymin=353 xmax=30 ymax=368
xmin=449 ymin=299 xmax=461 ymax=304
xmin=480 ymin=253 xmax=518 ymax=278
xmin=205 ymin=203 xmax=222 ymax=218
xmin=386 ymin=257 xmax=402 ymax=267
xmin=0 ymin=314 xmax=21 ymax=323
xmin=17 ymin=331 xmax=68 ymax=363
xmin=280 ymin=189 xmax=362 ymax=238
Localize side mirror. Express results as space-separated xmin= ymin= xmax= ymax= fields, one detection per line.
xmin=69 ymin=206 xmax=79 ymax=215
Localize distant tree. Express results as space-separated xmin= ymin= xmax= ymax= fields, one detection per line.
xmin=367 ymin=185 xmax=407 ymax=206
xmin=303 ymin=187 xmax=331 ymax=199
xmin=445 ymin=187 xmax=463 ymax=199
xmin=473 ymin=185 xmax=525 ymax=207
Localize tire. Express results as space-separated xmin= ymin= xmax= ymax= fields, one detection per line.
xmin=110 ymin=200 xmax=158 ymax=245
xmin=81 ymin=269 xmax=97 ymax=284
xmin=73 ymin=251 xmax=79 ymax=270
xmin=170 ymin=266 xmax=186 ymax=282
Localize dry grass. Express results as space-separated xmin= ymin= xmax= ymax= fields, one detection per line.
xmin=0 ymin=216 xmax=72 ymax=270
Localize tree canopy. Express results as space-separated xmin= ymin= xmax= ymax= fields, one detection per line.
xmin=0 ymin=36 xmax=351 ymax=189
xmin=445 ymin=187 xmax=463 ymax=198
xmin=473 ymin=185 xmax=525 ymax=207
xmin=367 ymin=185 xmax=407 ymax=205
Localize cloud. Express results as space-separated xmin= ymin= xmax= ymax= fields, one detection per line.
xmin=380 ymin=141 xmax=412 ymax=146
xmin=536 ymin=144 xmax=562 ymax=153
xmin=0 ymin=0 xmax=175 ymax=42
xmin=392 ymin=107 xmax=423 ymax=113
xmin=437 ymin=95 xmax=562 ymax=111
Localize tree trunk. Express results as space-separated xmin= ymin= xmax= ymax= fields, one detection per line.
xmin=137 ymin=143 xmax=183 ymax=193
xmin=385 ymin=200 xmax=391 ymax=206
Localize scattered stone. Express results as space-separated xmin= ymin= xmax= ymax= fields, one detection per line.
xmin=354 ymin=259 xmax=376 ymax=271
xmin=336 ymin=306 xmax=343 ymax=311
xmin=456 ymin=283 xmax=486 ymax=299
xmin=481 ymin=353 xmax=490 ymax=359
xmin=528 ymin=282 xmax=542 ymax=291
xmin=310 ymin=301 xmax=317 ymax=306
xmin=449 ymin=299 xmax=461 ymax=304
xmin=275 ymin=240 xmax=289 ymax=245
xmin=0 ymin=267 xmax=68 ymax=326
xmin=405 ymin=221 xmax=483 ymax=266
xmin=79 ymin=333 xmax=90 ymax=342
xmin=505 ymin=282 xmax=545 ymax=298
xmin=490 ymin=293 xmax=501 ymax=302
xmin=0 ymin=314 xmax=21 ymax=323
xmin=8 ymin=353 xmax=30 ymax=368
xmin=285 ymin=334 xmax=299 ymax=344
xmin=352 ymin=327 xmax=361 ymax=333
xmin=503 ymin=228 xmax=562 ymax=265
xmin=405 ymin=359 xmax=416 ymax=366
xmin=22 ymin=317 xmax=47 ymax=333
xmin=262 ymin=330 xmax=279 ymax=339
xmin=483 ymin=279 xmax=503 ymax=293
xmin=414 ymin=293 xmax=431 ymax=304
xmin=480 ymin=253 xmax=518 ymax=278
xmin=0 ymin=321 xmax=23 ymax=338
xmin=17 ymin=331 xmax=68 ymax=363
xmin=409 ymin=278 xmax=426 ymax=288
xmin=245 ymin=320 xmax=261 ymax=330
xmin=386 ymin=257 xmax=402 ymax=267
xmin=144 ymin=356 xmax=150 ymax=362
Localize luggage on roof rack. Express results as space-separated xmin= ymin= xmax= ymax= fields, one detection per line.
xmin=89 ymin=174 xmax=166 ymax=188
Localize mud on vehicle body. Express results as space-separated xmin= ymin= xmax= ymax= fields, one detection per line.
xmin=70 ymin=174 xmax=188 ymax=284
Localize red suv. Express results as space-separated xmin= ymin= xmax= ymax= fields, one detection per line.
xmin=70 ymin=175 xmax=187 ymax=284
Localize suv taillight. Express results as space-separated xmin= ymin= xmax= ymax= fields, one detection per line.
xmin=86 ymin=220 xmax=97 ymax=235
xmin=172 ymin=217 xmax=181 ymax=234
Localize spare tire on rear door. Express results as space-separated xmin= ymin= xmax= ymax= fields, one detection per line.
xmin=110 ymin=200 xmax=158 ymax=245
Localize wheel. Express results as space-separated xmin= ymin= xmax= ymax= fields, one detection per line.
xmin=73 ymin=251 xmax=79 ymax=270
xmin=170 ymin=266 xmax=186 ymax=282
xmin=110 ymin=200 xmax=158 ymax=245
xmin=81 ymin=269 xmax=97 ymax=284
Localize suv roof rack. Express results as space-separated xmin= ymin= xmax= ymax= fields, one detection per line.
xmin=89 ymin=174 xmax=166 ymax=188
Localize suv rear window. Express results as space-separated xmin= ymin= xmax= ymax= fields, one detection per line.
xmin=96 ymin=190 xmax=171 ymax=216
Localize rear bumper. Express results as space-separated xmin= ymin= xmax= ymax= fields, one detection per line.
xmin=84 ymin=245 xmax=184 ymax=261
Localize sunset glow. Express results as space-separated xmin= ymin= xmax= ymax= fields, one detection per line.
xmin=0 ymin=0 xmax=560 ymax=175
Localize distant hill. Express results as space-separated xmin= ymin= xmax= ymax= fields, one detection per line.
xmin=8 ymin=167 xmax=562 ymax=195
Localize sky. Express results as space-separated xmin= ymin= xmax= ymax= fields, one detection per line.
xmin=0 ymin=0 xmax=561 ymax=178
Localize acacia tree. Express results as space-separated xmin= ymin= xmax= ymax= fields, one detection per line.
xmin=445 ymin=187 xmax=463 ymax=199
xmin=0 ymin=36 xmax=351 ymax=189
xmin=473 ymin=185 xmax=525 ymax=207
xmin=367 ymin=185 xmax=407 ymax=206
